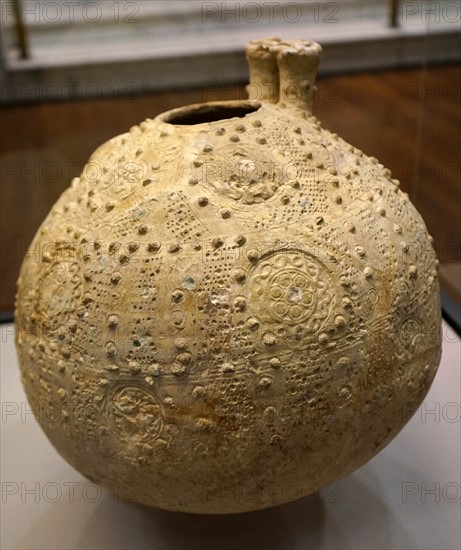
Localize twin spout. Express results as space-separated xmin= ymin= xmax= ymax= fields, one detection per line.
xmin=245 ymin=37 xmax=322 ymax=112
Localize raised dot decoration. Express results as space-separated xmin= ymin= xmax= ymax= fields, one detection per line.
xmin=14 ymin=36 xmax=441 ymax=516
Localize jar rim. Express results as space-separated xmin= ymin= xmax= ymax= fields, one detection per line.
xmin=158 ymin=100 xmax=262 ymax=126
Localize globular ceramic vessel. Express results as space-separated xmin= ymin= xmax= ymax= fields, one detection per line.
xmin=15 ymin=38 xmax=442 ymax=513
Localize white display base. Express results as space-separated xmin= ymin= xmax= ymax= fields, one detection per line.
xmin=1 ymin=321 xmax=460 ymax=550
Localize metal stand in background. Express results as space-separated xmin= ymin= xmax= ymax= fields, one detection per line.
xmin=12 ymin=0 xmax=29 ymax=59
xmin=390 ymin=0 xmax=401 ymax=28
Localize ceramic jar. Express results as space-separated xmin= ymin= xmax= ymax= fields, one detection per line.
xmin=15 ymin=38 xmax=441 ymax=513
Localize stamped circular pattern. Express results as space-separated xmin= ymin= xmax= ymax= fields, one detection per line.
xmin=36 ymin=245 xmax=82 ymax=334
xmin=107 ymin=385 xmax=164 ymax=442
xmin=248 ymin=250 xmax=333 ymax=329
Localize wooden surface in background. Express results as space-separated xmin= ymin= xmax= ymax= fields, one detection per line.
xmin=1 ymin=64 xmax=460 ymax=312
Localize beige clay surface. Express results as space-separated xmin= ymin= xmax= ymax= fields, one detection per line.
xmin=15 ymin=38 xmax=441 ymax=513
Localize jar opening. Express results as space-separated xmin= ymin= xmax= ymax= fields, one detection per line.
xmin=161 ymin=102 xmax=261 ymax=125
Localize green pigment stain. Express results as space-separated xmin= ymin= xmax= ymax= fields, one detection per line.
xmin=181 ymin=276 xmax=196 ymax=290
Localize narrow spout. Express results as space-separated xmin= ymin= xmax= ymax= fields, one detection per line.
xmin=245 ymin=37 xmax=322 ymax=113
